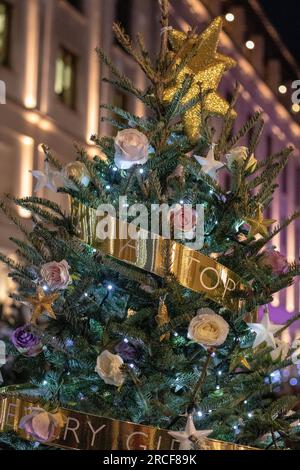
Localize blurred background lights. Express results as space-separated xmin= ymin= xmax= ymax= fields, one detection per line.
xmin=289 ymin=377 xmax=298 ymax=386
xmin=245 ymin=40 xmax=255 ymax=50
xmin=278 ymin=84 xmax=287 ymax=94
xmin=225 ymin=13 xmax=235 ymax=22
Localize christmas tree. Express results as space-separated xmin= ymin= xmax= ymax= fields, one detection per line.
xmin=1 ymin=0 xmax=300 ymax=450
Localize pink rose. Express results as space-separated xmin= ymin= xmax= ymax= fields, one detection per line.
xmin=40 ymin=260 xmax=71 ymax=290
xmin=19 ymin=409 xmax=65 ymax=443
xmin=169 ymin=205 xmax=197 ymax=238
xmin=260 ymin=249 xmax=289 ymax=275
xmin=114 ymin=129 xmax=149 ymax=169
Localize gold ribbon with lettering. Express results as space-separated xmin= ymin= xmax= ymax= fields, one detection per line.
xmin=0 ymin=395 xmax=257 ymax=450
xmin=74 ymin=205 xmax=247 ymax=312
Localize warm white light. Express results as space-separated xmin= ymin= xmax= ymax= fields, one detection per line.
xmin=39 ymin=119 xmax=54 ymax=131
xmin=18 ymin=135 xmax=34 ymax=218
xmin=24 ymin=96 xmax=37 ymax=109
xmin=278 ymin=85 xmax=287 ymax=95
xmin=23 ymin=1 xmax=40 ymax=109
xmin=245 ymin=40 xmax=255 ymax=50
xmin=22 ymin=136 xmax=33 ymax=146
xmin=25 ymin=111 xmax=40 ymax=124
xmin=292 ymin=103 xmax=300 ymax=113
xmin=225 ymin=13 xmax=235 ymax=22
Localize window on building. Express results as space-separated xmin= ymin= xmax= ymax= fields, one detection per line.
xmin=266 ymin=135 xmax=272 ymax=156
xmin=295 ymin=167 xmax=300 ymax=206
xmin=0 ymin=1 xmax=11 ymax=66
xmin=115 ymin=0 xmax=132 ymax=34
xmin=66 ymin=0 xmax=83 ymax=12
xmin=282 ymin=165 xmax=287 ymax=194
xmin=55 ymin=47 xmax=77 ymax=109
xmin=265 ymin=204 xmax=272 ymax=219
xmin=111 ymin=89 xmax=129 ymax=134
xmin=247 ymin=113 xmax=254 ymax=147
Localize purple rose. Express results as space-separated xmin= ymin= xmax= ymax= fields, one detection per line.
xmin=260 ymin=249 xmax=289 ymax=275
xmin=115 ymin=339 xmax=141 ymax=362
xmin=19 ymin=409 xmax=65 ymax=443
xmin=11 ymin=326 xmax=43 ymax=357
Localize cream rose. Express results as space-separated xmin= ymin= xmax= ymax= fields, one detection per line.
xmin=114 ymin=129 xmax=149 ymax=169
xmin=19 ymin=408 xmax=65 ymax=443
xmin=40 ymin=260 xmax=71 ymax=290
xmin=95 ymin=350 xmax=124 ymax=387
xmin=226 ymin=146 xmax=257 ymax=173
xmin=188 ymin=308 xmax=229 ymax=347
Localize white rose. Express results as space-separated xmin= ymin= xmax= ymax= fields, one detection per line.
xmin=188 ymin=308 xmax=229 ymax=347
xmin=226 ymin=146 xmax=257 ymax=173
xmin=95 ymin=350 xmax=124 ymax=387
xmin=114 ymin=129 xmax=149 ymax=170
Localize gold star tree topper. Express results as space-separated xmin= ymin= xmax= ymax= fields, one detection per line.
xmin=26 ymin=287 xmax=59 ymax=324
xmin=244 ymin=206 xmax=276 ymax=238
xmin=164 ymin=17 xmax=237 ymax=142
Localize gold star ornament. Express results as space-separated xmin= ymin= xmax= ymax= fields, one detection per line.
xmin=164 ymin=17 xmax=236 ymax=142
xmin=244 ymin=207 xmax=276 ymax=238
xmin=26 ymin=287 xmax=59 ymax=324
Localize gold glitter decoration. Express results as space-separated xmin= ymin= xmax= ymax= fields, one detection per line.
xmin=127 ymin=308 xmax=137 ymax=318
xmin=156 ymin=297 xmax=170 ymax=341
xmin=244 ymin=206 xmax=276 ymax=238
xmin=164 ymin=17 xmax=236 ymax=142
xmin=229 ymin=350 xmax=252 ymax=372
xmin=25 ymin=287 xmax=59 ymax=324
xmin=240 ymin=356 xmax=252 ymax=370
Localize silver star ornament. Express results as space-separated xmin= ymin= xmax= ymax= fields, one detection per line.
xmin=247 ymin=308 xmax=284 ymax=349
xmin=168 ymin=414 xmax=212 ymax=450
xmin=30 ymin=161 xmax=60 ymax=193
xmin=194 ymin=144 xmax=224 ymax=181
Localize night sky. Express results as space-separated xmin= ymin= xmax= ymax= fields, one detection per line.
xmin=258 ymin=0 xmax=300 ymax=64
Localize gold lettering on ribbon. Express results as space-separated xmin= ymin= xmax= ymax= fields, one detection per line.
xmin=0 ymin=396 xmax=258 ymax=450
xmin=75 ymin=207 xmax=247 ymax=312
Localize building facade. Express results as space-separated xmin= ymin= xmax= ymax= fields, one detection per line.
xmin=0 ymin=0 xmax=300 ymax=339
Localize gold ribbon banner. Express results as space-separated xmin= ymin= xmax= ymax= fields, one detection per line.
xmin=0 ymin=396 xmax=257 ymax=450
xmin=75 ymin=205 xmax=247 ymax=312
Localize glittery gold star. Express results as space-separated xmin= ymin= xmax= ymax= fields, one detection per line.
xmin=164 ymin=17 xmax=236 ymax=142
xmin=26 ymin=287 xmax=59 ymax=324
xmin=244 ymin=207 xmax=276 ymax=238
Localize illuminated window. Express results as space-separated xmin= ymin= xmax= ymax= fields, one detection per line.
xmin=111 ymin=90 xmax=129 ymax=134
xmin=55 ymin=47 xmax=77 ymax=109
xmin=282 ymin=165 xmax=287 ymax=194
xmin=0 ymin=1 xmax=11 ymax=66
xmin=115 ymin=0 xmax=132 ymax=34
